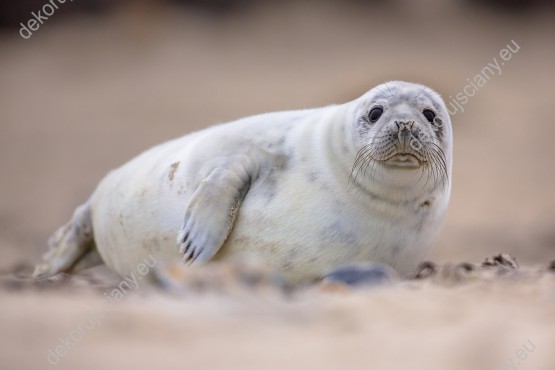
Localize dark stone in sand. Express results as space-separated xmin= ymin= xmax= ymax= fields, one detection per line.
xmin=322 ymin=263 xmax=397 ymax=287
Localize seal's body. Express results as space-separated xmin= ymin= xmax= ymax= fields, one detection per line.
xmin=34 ymin=81 xmax=453 ymax=283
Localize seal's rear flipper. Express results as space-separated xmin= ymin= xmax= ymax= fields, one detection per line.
xmin=33 ymin=202 xmax=103 ymax=279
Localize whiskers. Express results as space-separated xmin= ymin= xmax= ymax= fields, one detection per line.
xmin=348 ymin=144 xmax=380 ymax=187
xmin=423 ymin=143 xmax=449 ymax=188
xmin=348 ymin=133 xmax=394 ymax=187
xmin=348 ymin=140 xmax=449 ymax=190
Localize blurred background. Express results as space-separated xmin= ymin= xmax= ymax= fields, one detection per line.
xmin=1 ymin=0 xmax=554 ymax=268
xmin=1 ymin=1 xmax=555 ymax=370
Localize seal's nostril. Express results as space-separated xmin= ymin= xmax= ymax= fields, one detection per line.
xmin=395 ymin=120 xmax=415 ymax=132
xmin=396 ymin=121 xmax=408 ymax=131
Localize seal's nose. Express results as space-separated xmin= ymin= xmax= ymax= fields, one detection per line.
xmin=395 ymin=120 xmax=416 ymax=151
xmin=395 ymin=121 xmax=414 ymax=131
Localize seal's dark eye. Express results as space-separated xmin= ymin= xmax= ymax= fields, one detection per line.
xmin=368 ymin=107 xmax=383 ymax=123
xmin=423 ymin=109 xmax=436 ymax=123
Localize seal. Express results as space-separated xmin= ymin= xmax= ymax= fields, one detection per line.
xmin=33 ymin=81 xmax=453 ymax=284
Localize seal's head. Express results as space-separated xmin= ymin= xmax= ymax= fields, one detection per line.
xmin=350 ymin=81 xmax=452 ymax=194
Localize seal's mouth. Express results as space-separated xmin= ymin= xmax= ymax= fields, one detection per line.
xmin=383 ymin=153 xmax=423 ymax=168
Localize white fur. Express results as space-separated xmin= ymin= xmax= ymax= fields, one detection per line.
xmin=88 ymin=81 xmax=452 ymax=283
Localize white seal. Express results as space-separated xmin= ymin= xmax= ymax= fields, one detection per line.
xmin=34 ymin=81 xmax=453 ymax=284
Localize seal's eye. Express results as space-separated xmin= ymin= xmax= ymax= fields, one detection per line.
xmin=423 ymin=109 xmax=436 ymax=123
xmin=368 ymin=107 xmax=383 ymax=123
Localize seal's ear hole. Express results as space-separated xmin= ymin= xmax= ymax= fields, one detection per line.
xmin=422 ymin=109 xmax=436 ymax=123
xmin=368 ymin=107 xmax=383 ymax=123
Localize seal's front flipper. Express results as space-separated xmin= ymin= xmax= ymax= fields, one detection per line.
xmin=177 ymin=151 xmax=265 ymax=265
